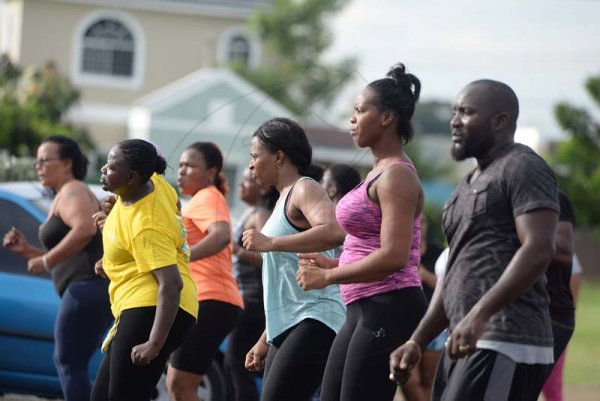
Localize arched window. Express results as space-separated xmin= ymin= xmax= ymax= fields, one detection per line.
xmin=82 ymin=19 xmax=134 ymax=77
xmin=72 ymin=11 xmax=144 ymax=89
xmin=217 ymin=27 xmax=260 ymax=69
xmin=227 ymin=35 xmax=250 ymax=65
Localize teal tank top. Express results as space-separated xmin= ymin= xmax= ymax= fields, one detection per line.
xmin=260 ymin=177 xmax=346 ymax=343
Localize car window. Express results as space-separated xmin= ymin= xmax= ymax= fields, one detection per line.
xmin=0 ymin=199 xmax=51 ymax=278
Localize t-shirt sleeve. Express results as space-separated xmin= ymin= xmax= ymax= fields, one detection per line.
xmin=505 ymin=151 xmax=559 ymax=218
xmin=131 ymin=228 xmax=178 ymax=273
xmin=187 ymin=189 xmax=231 ymax=232
xmin=558 ymin=190 xmax=576 ymax=225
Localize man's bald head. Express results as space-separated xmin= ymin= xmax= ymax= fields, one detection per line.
xmin=464 ymin=80 xmax=519 ymax=131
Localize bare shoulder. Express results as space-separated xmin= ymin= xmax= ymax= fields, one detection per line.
xmin=57 ymin=180 xmax=98 ymax=213
xmin=293 ymin=177 xmax=328 ymax=201
xmin=379 ymin=163 xmax=421 ymax=190
xmin=60 ymin=180 xmax=91 ymax=200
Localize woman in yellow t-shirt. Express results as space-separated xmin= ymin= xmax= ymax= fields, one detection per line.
xmin=166 ymin=141 xmax=243 ymax=401
xmin=91 ymin=139 xmax=198 ymax=401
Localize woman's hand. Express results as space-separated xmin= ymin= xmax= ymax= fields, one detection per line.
xmin=242 ymin=229 xmax=274 ymax=252
xmin=298 ymin=253 xmax=337 ymax=269
xmin=3 ymin=227 xmax=29 ymax=255
xmin=389 ymin=340 xmax=422 ymax=385
xmin=131 ymin=341 xmax=161 ymax=366
xmin=296 ymin=260 xmax=333 ymax=290
xmin=101 ymin=195 xmax=117 ymax=215
xmin=92 ymin=211 xmax=108 ymax=231
xmin=245 ymin=338 xmax=269 ymax=372
xmin=27 ymin=256 xmax=47 ymax=275
xmin=94 ymin=259 xmax=107 ymax=278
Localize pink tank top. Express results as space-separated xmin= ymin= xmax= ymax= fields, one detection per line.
xmin=336 ymin=161 xmax=422 ymax=305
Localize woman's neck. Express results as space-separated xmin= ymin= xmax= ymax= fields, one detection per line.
xmin=53 ymin=176 xmax=76 ymax=193
xmin=121 ymin=181 xmax=153 ymax=205
xmin=275 ymin=170 xmax=301 ymax=193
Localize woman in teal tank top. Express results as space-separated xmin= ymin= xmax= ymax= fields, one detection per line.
xmin=241 ymin=118 xmax=347 ymax=401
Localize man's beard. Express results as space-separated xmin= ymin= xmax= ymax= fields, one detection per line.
xmin=451 ymin=143 xmax=470 ymax=161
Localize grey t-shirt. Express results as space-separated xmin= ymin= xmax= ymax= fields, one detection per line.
xmin=442 ymin=143 xmax=559 ymax=348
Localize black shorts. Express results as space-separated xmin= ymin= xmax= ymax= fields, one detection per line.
xmin=169 ymin=300 xmax=241 ymax=375
xmin=433 ymin=349 xmax=553 ymax=401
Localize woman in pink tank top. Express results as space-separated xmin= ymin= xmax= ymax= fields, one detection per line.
xmin=296 ymin=63 xmax=428 ymax=401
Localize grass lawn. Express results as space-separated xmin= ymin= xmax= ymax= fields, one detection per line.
xmin=564 ymin=280 xmax=600 ymax=385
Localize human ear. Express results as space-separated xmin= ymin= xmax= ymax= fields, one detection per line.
xmin=275 ymin=150 xmax=284 ymax=168
xmin=491 ymin=112 xmax=509 ymax=131
xmin=381 ymin=110 xmax=394 ymax=126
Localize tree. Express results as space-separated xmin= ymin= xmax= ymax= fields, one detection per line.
xmin=231 ymin=0 xmax=357 ymax=115
xmin=551 ymin=75 xmax=600 ymax=230
xmin=412 ymin=100 xmax=453 ymax=136
xmin=0 ymin=55 xmax=93 ymax=156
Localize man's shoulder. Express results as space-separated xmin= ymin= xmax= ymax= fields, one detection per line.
xmin=494 ymin=143 xmax=540 ymax=167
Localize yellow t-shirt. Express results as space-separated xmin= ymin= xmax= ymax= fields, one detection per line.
xmin=102 ymin=174 xmax=198 ymax=320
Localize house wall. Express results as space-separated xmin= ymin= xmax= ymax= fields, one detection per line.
xmin=18 ymin=0 xmax=246 ymax=103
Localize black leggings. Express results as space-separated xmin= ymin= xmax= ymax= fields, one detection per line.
xmin=261 ymin=318 xmax=336 ymax=401
xmin=320 ymin=287 xmax=427 ymax=401
xmin=169 ymin=300 xmax=242 ymax=374
xmin=224 ymin=300 xmax=265 ymax=401
xmin=91 ymin=307 xmax=195 ymax=401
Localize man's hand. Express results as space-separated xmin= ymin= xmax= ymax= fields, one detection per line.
xmin=445 ymin=308 xmax=488 ymax=360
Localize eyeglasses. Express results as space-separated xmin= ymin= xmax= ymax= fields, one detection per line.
xmin=34 ymin=157 xmax=62 ymax=168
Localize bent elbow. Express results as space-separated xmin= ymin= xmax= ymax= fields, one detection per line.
xmin=330 ymin=226 xmax=346 ymax=247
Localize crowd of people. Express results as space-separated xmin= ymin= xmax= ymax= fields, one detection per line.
xmin=2 ymin=62 xmax=581 ymax=401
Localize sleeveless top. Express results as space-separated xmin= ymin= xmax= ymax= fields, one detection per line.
xmin=233 ymin=208 xmax=263 ymax=304
xmin=39 ymin=214 xmax=104 ymax=296
xmin=260 ymin=177 xmax=346 ymax=343
xmin=336 ymin=161 xmax=422 ymax=305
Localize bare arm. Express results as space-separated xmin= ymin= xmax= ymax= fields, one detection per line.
xmin=34 ymin=181 xmax=99 ymax=270
xmin=235 ymin=209 xmax=270 ymax=268
xmin=328 ymin=165 xmax=421 ymax=284
xmin=189 ymin=221 xmax=231 ymax=261
xmin=243 ymin=180 xmax=345 ymax=253
xmin=130 ymin=264 xmax=182 ymax=365
xmin=389 ymin=281 xmax=448 ymax=383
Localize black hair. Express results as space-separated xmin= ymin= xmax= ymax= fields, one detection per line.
xmin=42 ymin=135 xmax=88 ymax=180
xmin=118 ymin=139 xmax=167 ymax=183
xmin=326 ymin=163 xmax=361 ymax=198
xmin=367 ymin=63 xmax=421 ymax=144
xmin=186 ymin=142 xmax=228 ymax=196
xmin=253 ymin=117 xmax=323 ymax=181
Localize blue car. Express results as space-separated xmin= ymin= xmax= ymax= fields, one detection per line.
xmin=0 ymin=182 xmax=233 ymax=401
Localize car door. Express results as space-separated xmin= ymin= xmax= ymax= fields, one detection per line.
xmin=0 ymin=192 xmax=63 ymax=397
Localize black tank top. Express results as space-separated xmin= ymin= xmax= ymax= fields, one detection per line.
xmin=39 ymin=214 xmax=103 ymax=296
xmin=233 ymin=209 xmax=263 ymax=304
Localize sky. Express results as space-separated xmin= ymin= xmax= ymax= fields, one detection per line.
xmin=324 ymin=0 xmax=600 ymax=140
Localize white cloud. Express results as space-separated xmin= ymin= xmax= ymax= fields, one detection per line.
xmin=325 ymin=0 xmax=600 ymax=138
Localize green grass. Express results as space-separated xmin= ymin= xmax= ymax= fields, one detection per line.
xmin=564 ymin=280 xmax=600 ymax=385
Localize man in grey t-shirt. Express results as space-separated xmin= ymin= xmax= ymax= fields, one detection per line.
xmin=390 ymin=80 xmax=558 ymax=401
